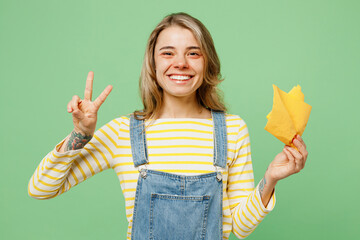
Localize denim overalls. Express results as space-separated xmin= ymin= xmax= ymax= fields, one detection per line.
xmin=129 ymin=109 xmax=227 ymax=240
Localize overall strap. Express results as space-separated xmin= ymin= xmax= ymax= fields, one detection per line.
xmin=129 ymin=113 xmax=148 ymax=167
xmin=211 ymin=110 xmax=227 ymax=168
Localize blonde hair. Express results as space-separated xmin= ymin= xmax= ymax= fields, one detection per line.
xmin=134 ymin=12 xmax=227 ymax=121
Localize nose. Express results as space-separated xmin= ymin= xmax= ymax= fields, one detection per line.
xmin=173 ymin=54 xmax=188 ymax=69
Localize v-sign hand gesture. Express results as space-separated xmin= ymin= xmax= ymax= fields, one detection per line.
xmin=67 ymin=71 xmax=113 ymax=136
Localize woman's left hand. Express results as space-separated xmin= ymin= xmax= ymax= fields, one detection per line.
xmin=265 ymin=134 xmax=308 ymax=183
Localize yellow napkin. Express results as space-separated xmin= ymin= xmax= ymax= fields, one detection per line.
xmin=265 ymin=84 xmax=312 ymax=146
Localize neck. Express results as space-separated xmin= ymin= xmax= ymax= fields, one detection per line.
xmin=157 ymin=94 xmax=211 ymax=119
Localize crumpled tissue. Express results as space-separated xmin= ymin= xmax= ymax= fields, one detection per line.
xmin=265 ymin=84 xmax=312 ymax=146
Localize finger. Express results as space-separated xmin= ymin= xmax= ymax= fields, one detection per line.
xmin=67 ymin=100 xmax=73 ymax=112
xmin=71 ymin=95 xmax=84 ymax=119
xmin=71 ymin=95 xmax=81 ymax=110
xmin=84 ymin=71 xmax=94 ymax=101
xmin=286 ymin=146 xmax=304 ymax=171
xmin=283 ymin=147 xmax=296 ymax=172
xmin=284 ymin=147 xmax=302 ymax=173
xmin=93 ymin=85 xmax=113 ymax=110
xmin=295 ymin=134 xmax=306 ymax=149
xmin=292 ymin=137 xmax=307 ymax=158
xmin=293 ymin=138 xmax=308 ymax=164
xmin=286 ymin=145 xmax=303 ymax=159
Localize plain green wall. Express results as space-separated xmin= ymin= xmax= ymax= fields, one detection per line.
xmin=1 ymin=0 xmax=359 ymax=239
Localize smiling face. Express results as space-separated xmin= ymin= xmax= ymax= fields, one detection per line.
xmin=154 ymin=26 xmax=205 ymax=102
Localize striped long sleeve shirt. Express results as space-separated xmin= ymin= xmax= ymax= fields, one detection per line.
xmin=28 ymin=114 xmax=276 ymax=239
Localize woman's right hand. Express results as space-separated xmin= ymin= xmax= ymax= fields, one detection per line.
xmin=67 ymin=71 xmax=113 ymax=136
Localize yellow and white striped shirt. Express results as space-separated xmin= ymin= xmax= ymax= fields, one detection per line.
xmin=28 ymin=114 xmax=276 ymax=239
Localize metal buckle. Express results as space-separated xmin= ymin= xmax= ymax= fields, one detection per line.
xmin=140 ymin=168 xmax=147 ymax=179
xmin=216 ymin=172 xmax=222 ymax=182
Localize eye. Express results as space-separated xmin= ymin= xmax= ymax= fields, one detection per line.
xmin=188 ymin=51 xmax=202 ymax=58
xmin=189 ymin=52 xmax=199 ymax=56
xmin=161 ymin=52 xmax=173 ymax=56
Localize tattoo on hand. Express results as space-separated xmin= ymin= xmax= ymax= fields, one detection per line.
xmin=259 ymin=177 xmax=266 ymax=198
xmin=66 ymin=130 xmax=92 ymax=151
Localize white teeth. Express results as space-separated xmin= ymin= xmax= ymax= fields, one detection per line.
xmin=169 ymin=75 xmax=191 ymax=80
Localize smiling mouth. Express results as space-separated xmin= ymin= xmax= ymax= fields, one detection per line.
xmin=168 ymin=74 xmax=194 ymax=81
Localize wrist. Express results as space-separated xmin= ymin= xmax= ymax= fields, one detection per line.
xmin=66 ymin=129 xmax=93 ymax=151
xmin=259 ymin=173 xmax=277 ymax=208
xmin=73 ymin=127 xmax=94 ymax=137
xmin=264 ymin=170 xmax=278 ymax=187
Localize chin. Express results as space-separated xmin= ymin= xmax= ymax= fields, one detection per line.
xmin=165 ymin=90 xmax=197 ymax=98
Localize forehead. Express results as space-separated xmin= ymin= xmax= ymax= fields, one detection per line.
xmin=155 ymin=26 xmax=200 ymax=49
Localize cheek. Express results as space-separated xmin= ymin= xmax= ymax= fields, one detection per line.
xmin=155 ymin=57 xmax=170 ymax=71
xmin=191 ymin=60 xmax=205 ymax=76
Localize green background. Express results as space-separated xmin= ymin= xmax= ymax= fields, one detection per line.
xmin=1 ymin=0 xmax=359 ymax=239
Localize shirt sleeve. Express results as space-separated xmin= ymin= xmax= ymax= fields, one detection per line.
xmin=28 ymin=118 xmax=122 ymax=200
xmin=227 ymin=118 xmax=276 ymax=239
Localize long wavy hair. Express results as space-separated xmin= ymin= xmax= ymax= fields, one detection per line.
xmin=133 ymin=12 xmax=227 ymax=121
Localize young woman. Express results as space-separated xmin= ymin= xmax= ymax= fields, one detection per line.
xmin=28 ymin=13 xmax=308 ymax=239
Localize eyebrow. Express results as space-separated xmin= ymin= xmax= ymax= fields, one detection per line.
xmin=159 ymin=46 xmax=201 ymax=51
